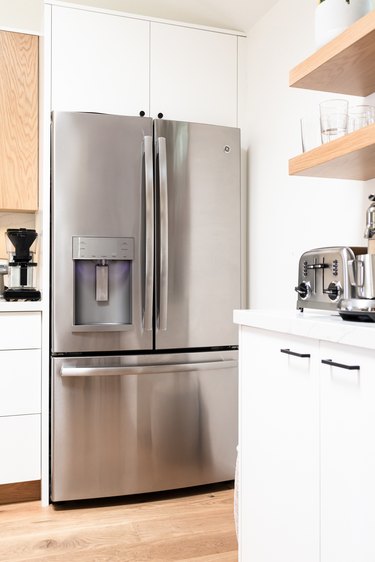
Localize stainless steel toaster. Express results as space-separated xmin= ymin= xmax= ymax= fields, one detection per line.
xmin=295 ymin=246 xmax=367 ymax=311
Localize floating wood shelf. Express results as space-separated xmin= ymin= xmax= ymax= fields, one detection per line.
xmin=290 ymin=10 xmax=375 ymax=96
xmin=289 ymin=123 xmax=375 ymax=180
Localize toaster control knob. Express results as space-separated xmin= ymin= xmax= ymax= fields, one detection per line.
xmin=295 ymin=282 xmax=311 ymax=300
xmin=323 ymin=282 xmax=342 ymax=301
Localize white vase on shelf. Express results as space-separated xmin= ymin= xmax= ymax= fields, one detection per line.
xmin=315 ymin=0 xmax=373 ymax=49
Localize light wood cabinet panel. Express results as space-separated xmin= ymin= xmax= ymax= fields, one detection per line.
xmin=0 ymin=31 xmax=38 ymax=211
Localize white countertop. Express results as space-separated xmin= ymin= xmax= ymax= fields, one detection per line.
xmin=0 ymin=300 xmax=44 ymax=312
xmin=233 ymin=308 xmax=375 ymax=351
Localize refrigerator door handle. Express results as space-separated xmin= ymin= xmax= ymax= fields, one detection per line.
xmin=144 ymin=135 xmax=154 ymax=331
xmin=60 ymin=359 xmax=237 ymax=377
xmin=158 ymin=136 xmax=168 ymax=331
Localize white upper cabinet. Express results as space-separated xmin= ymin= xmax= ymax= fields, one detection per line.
xmin=51 ymin=6 xmax=150 ymax=116
xmin=150 ymin=23 xmax=238 ymax=126
xmin=49 ymin=6 xmax=240 ymax=127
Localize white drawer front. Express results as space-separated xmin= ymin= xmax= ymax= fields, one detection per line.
xmin=0 ymin=312 xmax=41 ymax=350
xmin=0 ymin=414 xmax=40 ymax=484
xmin=0 ymin=349 xmax=41 ymax=416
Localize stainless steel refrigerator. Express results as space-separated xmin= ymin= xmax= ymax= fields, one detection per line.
xmin=50 ymin=111 xmax=241 ymax=502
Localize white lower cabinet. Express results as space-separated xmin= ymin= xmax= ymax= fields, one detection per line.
xmin=239 ymin=326 xmax=319 ymax=562
xmin=239 ymin=326 xmax=375 ymax=562
xmin=0 ymin=415 xmax=41 ymax=485
xmin=320 ymin=341 xmax=375 ymax=562
xmin=0 ymin=312 xmax=41 ymax=486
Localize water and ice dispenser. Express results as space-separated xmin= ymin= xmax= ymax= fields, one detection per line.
xmin=72 ymin=236 xmax=134 ymax=328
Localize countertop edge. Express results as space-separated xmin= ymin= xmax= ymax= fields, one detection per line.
xmin=0 ymin=301 xmax=44 ymax=313
xmin=233 ymin=308 xmax=375 ymax=351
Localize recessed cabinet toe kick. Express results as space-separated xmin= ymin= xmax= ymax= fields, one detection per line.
xmin=50 ymin=112 xmax=241 ymax=502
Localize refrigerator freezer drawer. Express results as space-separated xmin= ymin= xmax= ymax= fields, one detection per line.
xmin=51 ymin=351 xmax=238 ymax=502
xmin=60 ymin=359 xmax=237 ymax=377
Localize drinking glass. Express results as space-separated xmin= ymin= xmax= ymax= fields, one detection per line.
xmin=348 ymin=104 xmax=372 ymax=132
xmin=319 ymin=99 xmax=348 ymax=143
xmin=300 ymin=116 xmax=321 ymax=153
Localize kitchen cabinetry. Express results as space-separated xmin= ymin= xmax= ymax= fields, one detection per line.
xmin=0 ymin=30 xmax=38 ymax=211
xmin=0 ymin=312 xmax=41 ymax=503
xmin=49 ymin=4 xmax=239 ymax=126
xmin=320 ymin=341 xmax=375 ymax=562
xmin=51 ymin=6 xmax=150 ymax=117
xmin=238 ymin=316 xmax=375 ymax=562
xmin=288 ymin=10 xmax=375 ymax=180
xmin=150 ymin=23 xmax=237 ymax=126
xmin=239 ymin=327 xmax=319 ymax=562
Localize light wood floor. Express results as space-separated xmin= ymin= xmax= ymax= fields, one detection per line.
xmin=0 ymin=483 xmax=237 ymax=561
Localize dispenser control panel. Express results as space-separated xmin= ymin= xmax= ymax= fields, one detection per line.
xmin=72 ymin=237 xmax=134 ymax=260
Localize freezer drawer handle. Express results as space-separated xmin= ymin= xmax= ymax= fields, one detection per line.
xmin=321 ymin=359 xmax=360 ymax=371
xmin=143 ymin=135 xmax=154 ymax=331
xmin=280 ymin=348 xmax=311 ymax=358
xmin=60 ymin=360 xmax=238 ymax=377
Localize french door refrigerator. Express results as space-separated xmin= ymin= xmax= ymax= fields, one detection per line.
xmin=50 ymin=111 xmax=241 ymax=502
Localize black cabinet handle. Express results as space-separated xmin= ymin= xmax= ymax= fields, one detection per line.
xmin=321 ymin=359 xmax=360 ymax=371
xmin=280 ymin=348 xmax=311 ymax=358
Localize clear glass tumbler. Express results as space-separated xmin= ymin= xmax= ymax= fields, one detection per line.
xmin=319 ymin=99 xmax=348 ymax=143
xmin=348 ymin=105 xmax=372 ymax=132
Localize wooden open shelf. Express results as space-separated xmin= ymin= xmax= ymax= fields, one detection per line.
xmin=289 ymin=123 xmax=375 ymax=180
xmin=290 ymin=10 xmax=375 ymax=96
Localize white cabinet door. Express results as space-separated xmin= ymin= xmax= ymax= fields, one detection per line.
xmin=0 ymin=349 xmax=41 ymax=416
xmin=0 ymin=312 xmax=41 ymax=350
xmin=0 ymin=415 xmax=40 ymax=484
xmin=320 ymin=341 xmax=375 ymax=562
xmin=239 ymin=326 xmax=319 ymax=562
xmin=150 ymin=23 xmax=238 ymax=126
xmin=51 ymin=6 xmax=150 ymax=116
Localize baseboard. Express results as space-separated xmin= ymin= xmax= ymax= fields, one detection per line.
xmin=0 ymin=480 xmax=41 ymax=505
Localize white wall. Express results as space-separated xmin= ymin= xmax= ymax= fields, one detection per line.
xmin=0 ymin=0 xmax=42 ymax=34
xmin=245 ymin=0 xmax=375 ymax=310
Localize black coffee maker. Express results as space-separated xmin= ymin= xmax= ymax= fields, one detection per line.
xmin=3 ymin=228 xmax=41 ymax=301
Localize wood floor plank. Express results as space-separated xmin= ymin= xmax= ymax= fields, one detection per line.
xmin=0 ymin=484 xmax=237 ymax=561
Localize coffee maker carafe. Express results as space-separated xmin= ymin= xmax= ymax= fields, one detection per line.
xmin=3 ymin=228 xmax=41 ymax=301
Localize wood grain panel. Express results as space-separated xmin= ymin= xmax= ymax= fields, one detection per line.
xmin=0 ymin=480 xmax=40 ymax=505
xmin=290 ymin=10 xmax=375 ymax=96
xmin=0 ymin=31 xmax=38 ymax=212
xmin=0 ymin=484 xmax=237 ymax=561
xmin=289 ymin=123 xmax=375 ymax=180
